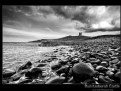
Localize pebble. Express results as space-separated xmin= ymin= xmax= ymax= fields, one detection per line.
xmin=55 ymin=65 xmax=69 ymax=75
xmin=59 ymin=60 xmax=68 ymax=65
xmin=37 ymin=63 xmax=48 ymax=67
xmin=111 ymin=59 xmax=119 ymax=64
xmin=51 ymin=63 xmax=61 ymax=70
xmin=45 ymin=76 xmax=65 ymax=84
xmin=96 ymin=66 xmax=108 ymax=72
xmin=115 ymin=71 xmax=121 ymax=78
xmin=100 ymin=61 xmax=108 ymax=67
xmin=106 ymin=71 xmax=114 ymax=77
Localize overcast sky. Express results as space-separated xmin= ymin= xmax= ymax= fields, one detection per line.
xmin=2 ymin=6 xmax=120 ymax=42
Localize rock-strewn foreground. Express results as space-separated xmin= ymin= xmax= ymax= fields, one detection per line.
xmin=2 ymin=37 xmax=120 ymax=84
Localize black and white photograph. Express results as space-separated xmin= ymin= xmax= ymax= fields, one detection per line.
xmin=2 ymin=6 xmax=120 ymax=86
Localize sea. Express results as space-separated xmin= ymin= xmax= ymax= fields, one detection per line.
xmin=2 ymin=42 xmax=58 ymax=70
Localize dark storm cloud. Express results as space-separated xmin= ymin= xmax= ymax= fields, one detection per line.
xmin=52 ymin=6 xmax=120 ymax=28
xmin=85 ymin=27 xmax=120 ymax=33
xmin=2 ymin=5 xmax=120 ymax=41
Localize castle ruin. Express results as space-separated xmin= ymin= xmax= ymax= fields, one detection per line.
xmin=79 ymin=32 xmax=82 ymax=36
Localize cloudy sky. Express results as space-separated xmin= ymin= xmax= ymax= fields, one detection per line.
xmin=2 ymin=6 xmax=120 ymax=42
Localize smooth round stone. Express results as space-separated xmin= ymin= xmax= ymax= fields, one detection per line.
xmin=90 ymin=59 xmax=101 ymax=65
xmin=51 ymin=63 xmax=61 ymax=70
xmin=72 ymin=62 xmax=96 ymax=76
xmin=45 ymin=76 xmax=65 ymax=84
xmin=115 ymin=71 xmax=121 ymax=78
xmin=100 ymin=61 xmax=108 ymax=67
xmin=93 ymin=64 xmax=98 ymax=68
xmin=3 ymin=69 xmax=16 ymax=78
xmin=107 ymin=68 xmax=115 ymax=72
xmin=106 ymin=71 xmax=114 ymax=77
xmin=89 ymin=58 xmax=96 ymax=61
xmin=71 ymin=58 xmax=79 ymax=64
xmin=18 ymin=61 xmax=32 ymax=71
xmin=37 ymin=63 xmax=47 ymax=67
xmin=82 ymin=48 xmax=90 ymax=52
xmin=96 ymin=66 xmax=108 ymax=71
xmin=115 ymin=61 xmax=121 ymax=67
xmin=111 ymin=59 xmax=119 ymax=64
xmin=98 ymin=75 xmax=108 ymax=83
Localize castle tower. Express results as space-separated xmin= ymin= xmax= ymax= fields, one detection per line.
xmin=79 ymin=32 xmax=82 ymax=36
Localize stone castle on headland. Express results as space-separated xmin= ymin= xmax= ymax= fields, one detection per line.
xmin=79 ymin=32 xmax=82 ymax=36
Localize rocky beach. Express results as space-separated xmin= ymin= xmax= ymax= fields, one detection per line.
xmin=2 ymin=36 xmax=120 ymax=84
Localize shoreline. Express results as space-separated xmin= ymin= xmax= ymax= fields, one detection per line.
xmin=2 ymin=37 xmax=120 ymax=84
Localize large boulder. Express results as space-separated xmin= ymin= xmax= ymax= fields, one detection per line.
xmin=72 ymin=62 xmax=96 ymax=76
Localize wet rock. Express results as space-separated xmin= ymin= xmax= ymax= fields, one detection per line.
xmin=63 ymin=83 xmax=73 ymax=84
xmin=93 ymin=64 xmax=98 ymax=68
xmin=98 ymin=75 xmax=109 ymax=83
xmin=51 ymin=63 xmax=62 ymax=70
xmin=11 ymin=69 xmax=28 ymax=81
xmin=3 ymin=69 xmax=16 ymax=78
xmin=104 ymin=76 xmax=115 ymax=83
xmin=25 ymin=67 xmax=43 ymax=79
xmin=59 ymin=60 xmax=68 ymax=65
xmin=82 ymin=48 xmax=90 ymax=52
xmin=45 ymin=76 xmax=65 ymax=84
xmin=111 ymin=59 xmax=119 ymax=64
xmin=17 ymin=79 xmax=32 ymax=84
xmin=89 ymin=58 xmax=96 ymax=61
xmin=71 ymin=58 xmax=79 ymax=64
xmin=106 ymin=71 xmax=114 ymax=77
xmin=68 ymin=77 xmax=74 ymax=83
xmin=115 ymin=61 xmax=121 ymax=68
xmin=100 ymin=61 xmax=108 ymax=67
xmin=54 ymin=50 xmax=58 ymax=52
xmin=55 ymin=65 xmax=70 ymax=75
xmin=115 ymin=71 xmax=121 ymax=78
xmin=72 ymin=62 xmax=96 ymax=76
xmin=11 ymin=73 xmax=22 ymax=81
xmin=90 ymin=59 xmax=101 ymax=65
xmin=18 ymin=61 xmax=32 ymax=71
xmin=37 ymin=63 xmax=48 ymax=67
xmin=96 ymin=66 xmax=108 ymax=72
xmin=60 ymin=73 xmax=66 ymax=77
xmin=107 ymin=67 xmax=115 ymax=72
xmin=69 ymin=49 xmax=73 ymax=52
xmin=2 ymin=79 xmax=8 ymax=84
